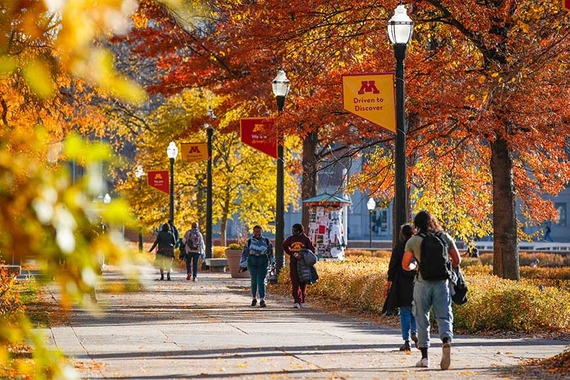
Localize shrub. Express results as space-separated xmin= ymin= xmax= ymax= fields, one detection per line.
xmin=346 ymin=250 xmax=392 ymax=259
xmin=270 ymin=255 xmax=570 ymax=335
xmin=460 ymin=258 xmax=483 ymax=268
xmin=477 ymin=252 xmax=568 ymax=268
xmin=453 ymin=274 xmax=570 ymax=333
xmin=213 ymin=246 xmax=226 ymax=259
xmin=519 ymin=252 xmax=566 ymax=267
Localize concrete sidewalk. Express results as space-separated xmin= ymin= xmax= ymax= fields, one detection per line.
xmin=43 ymin=265 xmax=568 ymax=379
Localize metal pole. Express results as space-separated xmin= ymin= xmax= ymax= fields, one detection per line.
xmin=138 ymin=217 xmax=143 ymax=253
xmin=275 ymin=95 xmax=286 ymax=278
xmin=206 ymin=127 xmax=213 ymax=259
xmin=369 ymin=211 xmax=373 ymax=248
xmin=393 ymin=43 xmax=407 ymax=245
xmin=169 ymin=157 xmax=175 ymax=223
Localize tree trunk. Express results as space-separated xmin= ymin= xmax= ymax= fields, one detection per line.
xmin=490 ymin=136 xmax=520 ymax=280
xmin=301 ymin=130 xmax=318 ymax=229
xmin=220 ymin=216 xmax=227 ymax=247
xmin=220 ymin=195 xmax=230 ymax=246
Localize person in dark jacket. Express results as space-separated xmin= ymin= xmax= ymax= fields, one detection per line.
xmin=149 ymin=223 xmax=176 ymax=281
xmin=384 ymin=223 xmax=418 ymax=352
xmin=282 ymin=223 xmax=316 ymax=308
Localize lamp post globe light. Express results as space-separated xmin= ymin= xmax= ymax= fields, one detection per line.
xmin=135 ymin=165 xmax=145 ymax=253
xmin=166 ymin=141 xmax=179 ymax=223
xmin=272 ymin=69 xmax=290 ymax=279
xmin=388 ymin=2 xmax=413 ymax=244
xmin=366 ymin=197 xmax=376 ymax=248
xmin=205 ymin=108 xmax=215 ymax=260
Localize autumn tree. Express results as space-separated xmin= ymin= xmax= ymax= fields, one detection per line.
xmin=0 ymin=0 xmax=182 ymax=377
xmin=117 ymin=0 xmax=570 ymax=282
xmin=399 ymin=0 xmax=570 ymax=280
xmin=113 ymin=87 xmax=301 ymax=245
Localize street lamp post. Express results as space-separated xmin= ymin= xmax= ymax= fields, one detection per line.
xmin=135 ymin=165 xmax=145 ymax=253
xmin=366 ymin=197 xmax=376 ymax=248
xmin=205 ymin=109 xmax=215 ymax=260
xmin=272 ymin=69 xmax=290 ymax=279
xmin=388 ymin=2 xmax=414 ymax=244
xmin=166 ymin=141 xmax=179 ymax=223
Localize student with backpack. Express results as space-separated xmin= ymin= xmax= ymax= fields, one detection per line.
xmin=182 ymin=222 xmax=205 ymax=281
xmin=239 ymin=225 xmax=274 ymax=307
xmin=402 ymin=211 xmax=461 ymax=370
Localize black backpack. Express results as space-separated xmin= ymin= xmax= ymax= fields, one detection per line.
xmin=418 ymin=231 xmax=454 ymax=282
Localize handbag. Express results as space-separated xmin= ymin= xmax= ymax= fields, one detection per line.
xmin=452 ymin=267 xmax=468 ymax=305
xmin=158 ymin=247 xmax=174 ymax=258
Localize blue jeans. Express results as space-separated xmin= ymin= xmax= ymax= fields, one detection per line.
xmin=412 ymin=279 xmax=453 ymax=348
xmin=248 ymin=255 xmax=269 ymax=299
xmin=185 ymin=253 xmax=200 ymax=278
xmin=400 ymin=306 xmax=417 ymax=341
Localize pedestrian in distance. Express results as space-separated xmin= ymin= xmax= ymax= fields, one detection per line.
xmin=402 ymin=210 xmax=461 ymax=370
xmin=543 ymin=224 xmax=553 ymax=242
xmin=168 ymin=219 xmax=181 ymax=247
xmin=282 ymin=223 xmax=316 ymax=309
xmin=384 ymin=223 xmax=418 ymax=353
xmin=239 ymin=225 xmax=274 ymax=307
xmin=149 ymin=223 xmax=176 ymax=281
xmin=466 ymin=240 xmax=479 ymax=258
xmin=182 ymin=222 xmax=205 ymax=281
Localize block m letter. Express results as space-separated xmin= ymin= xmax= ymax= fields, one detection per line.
xmin=357 ymin=81 xmax=380 ymax=94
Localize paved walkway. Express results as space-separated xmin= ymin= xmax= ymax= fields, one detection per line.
xmin=42 ymin=265 xmax=569 ymax=379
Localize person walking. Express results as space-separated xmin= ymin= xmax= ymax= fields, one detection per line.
xmin=239 ymin=225 xmax=274 ymax=307
xmin=282 ymin=223 xmax=316 ymax=308
xmin=182 ymin=222 xmax=205 ymax=281
xmin=168 ymin=220 xmax=179 ymax=241
xmin=149 ymin=223 xmax=176 ymax=281
xmin=384 ymin=223 xmax=418 ymax=352
xmin=402 ymin=210 xmax=461 ymax=370
xmin=466 ymin=240 xmax=479 ymax=258
xmin=543 ymin=224 xmax=553 ymax=242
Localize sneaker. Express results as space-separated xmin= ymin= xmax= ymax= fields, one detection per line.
xmin=251 ymin=299 xmax=257 ymax=306
xmin=411 ymin=332 xmax=419 ymax=349
xmin=260 ymin=300 xmax=266 ymax=307
xmin=416 ymin=357 xmax=429 ymax=368
xmin=441 ymin=342 xmax=451 ymax=370
xmin=186 ymin=274 xmax=191 ymax=281
xmin=293 ymin=303 xmax=301 ymax=308
xmin=192 ymin=277 xmax=197 ymax=282
xmin=399 ymin=341 xmax=411 ymax=352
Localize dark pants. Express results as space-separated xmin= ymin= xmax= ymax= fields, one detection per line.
xmin=289 ymin=261 xmax=306 ymax=304
xmin=185 ymin=253 xmax=200 ymax=278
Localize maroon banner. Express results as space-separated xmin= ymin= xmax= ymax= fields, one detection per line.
xmin=147 ymin=170 xmax=169 ymax=195
xmin=240 ymin=118 xmax=277 ymax=158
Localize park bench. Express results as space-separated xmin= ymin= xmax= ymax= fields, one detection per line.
xmin=205 ymin=258 xmax=228 ymax=273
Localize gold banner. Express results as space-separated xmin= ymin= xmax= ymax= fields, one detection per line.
xmin=180 ymin=142 xmax=208 ymax=162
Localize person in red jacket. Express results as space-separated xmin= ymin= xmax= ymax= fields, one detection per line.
xmin=282 ymin=223 xmax=316 ymax=308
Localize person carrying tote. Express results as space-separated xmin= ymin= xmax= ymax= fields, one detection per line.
xmin=149 ymin=223 xmax=176 ymax=281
